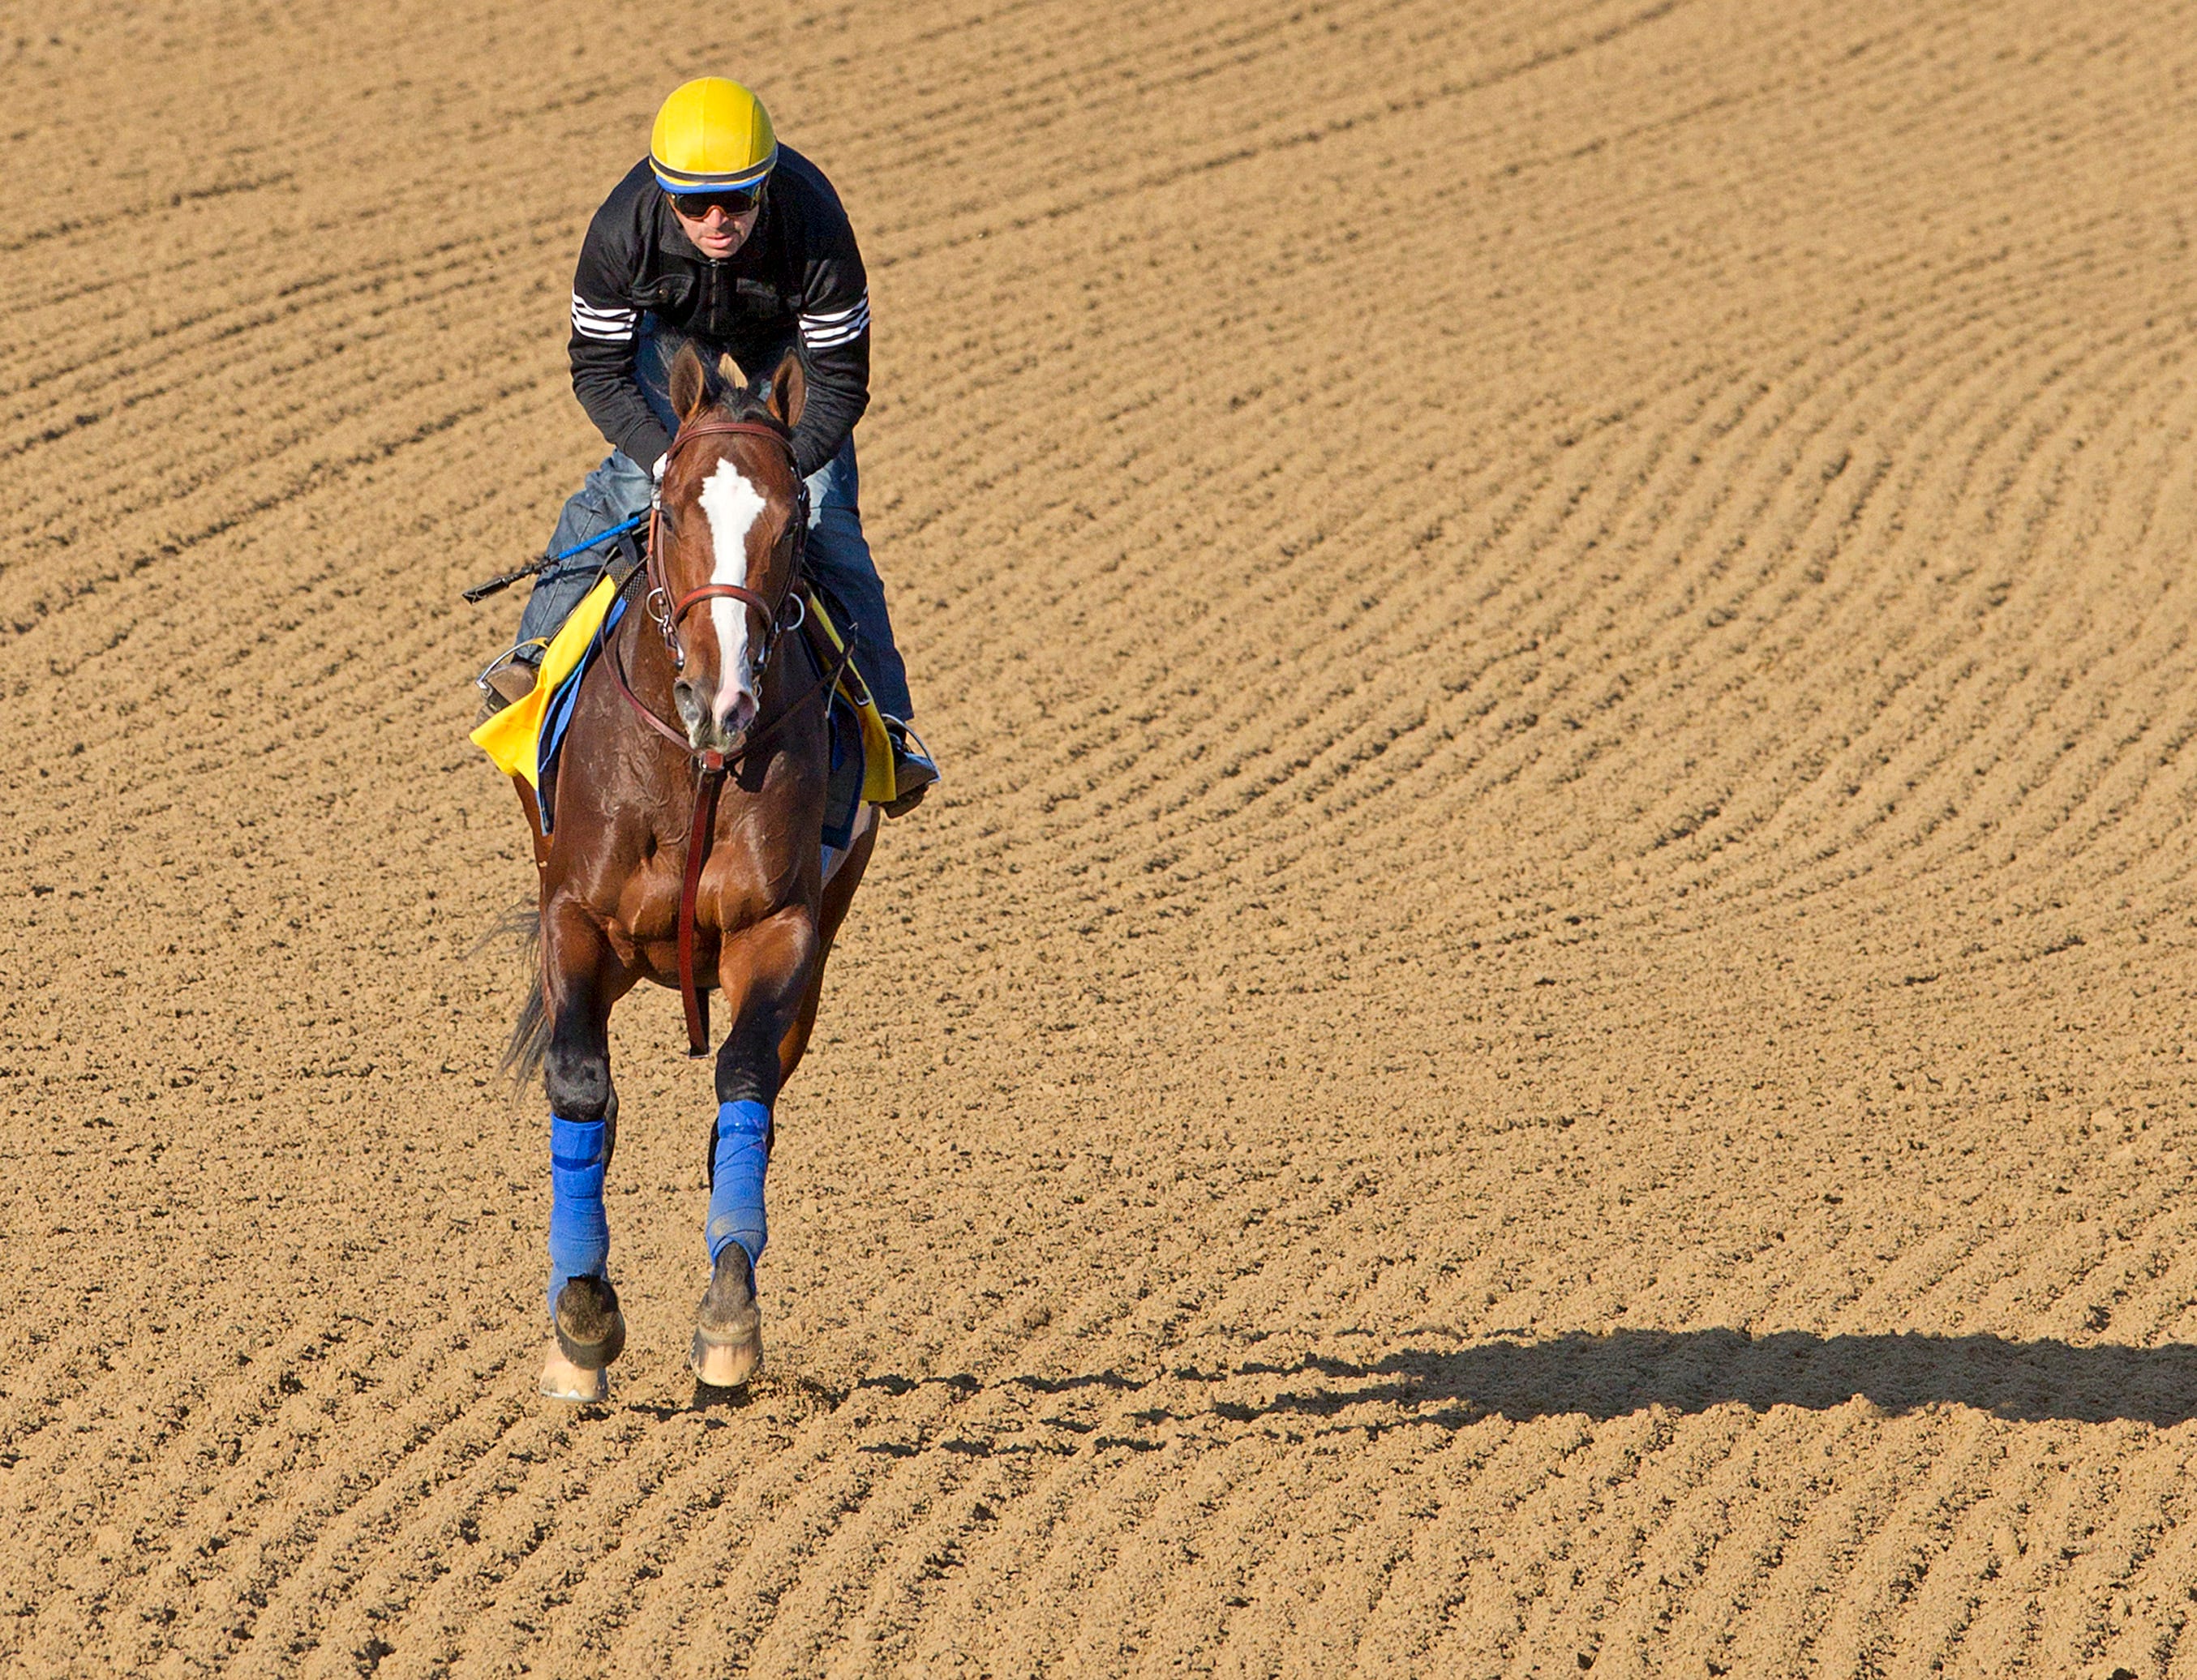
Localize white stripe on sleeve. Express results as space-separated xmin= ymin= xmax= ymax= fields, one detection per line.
xmin=799 ymin=293 xmax=869 ymax=350
xmin=571 ymin=292 xmax=638 ymax=341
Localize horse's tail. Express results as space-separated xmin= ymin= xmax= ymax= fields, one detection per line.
xmin=474 ymin=902 xmax=549 ymax=1089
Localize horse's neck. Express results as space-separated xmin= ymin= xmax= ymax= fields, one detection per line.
xmin=622 ymin=595 xmax=678 ymax=702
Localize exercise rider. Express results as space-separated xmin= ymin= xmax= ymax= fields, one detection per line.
xmin=487 ymin=75 xmax=937 ymax=815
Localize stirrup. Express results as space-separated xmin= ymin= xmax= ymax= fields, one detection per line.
xmin=882 ymin=717 xmax=938 ymax=818
xmin=475 ymin=641 xmax=547 ymax=717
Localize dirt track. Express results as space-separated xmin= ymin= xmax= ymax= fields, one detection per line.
xmin=7 ymin=0 xmax=2197 ymax=1673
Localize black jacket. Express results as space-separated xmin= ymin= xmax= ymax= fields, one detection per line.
xmin=568 ymin=146 xmax=870 ymax=478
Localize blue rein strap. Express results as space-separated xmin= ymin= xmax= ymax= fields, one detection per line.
xmin=707 ymin=1100 xmax=771 ymax=1267
xmin=547 ymin=1114 xmax=611 ymax=1318
xmin=545 ymin=512 xmax=647 ymax=568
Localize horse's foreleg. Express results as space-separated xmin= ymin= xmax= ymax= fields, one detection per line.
xmin=692 ymin=905 xmax=820 ymax=1388
xmin=775 ymin=809 xmax=878 ymax=1085
xmin=538 ymin=899 xmax=634 ymax=1402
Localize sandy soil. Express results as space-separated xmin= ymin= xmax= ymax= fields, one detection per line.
xmin=6 ymin=0 xmax=2197 ymax=1673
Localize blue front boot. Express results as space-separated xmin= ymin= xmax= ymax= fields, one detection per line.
xmin=692 ymin=1100 xmax=770 ymax=1387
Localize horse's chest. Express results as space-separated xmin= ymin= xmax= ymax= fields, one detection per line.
xmin=604 ymin=839 xmax=800 ymax=975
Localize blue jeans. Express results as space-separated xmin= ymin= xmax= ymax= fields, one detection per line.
xmin=517 ymin=327 xmax=914 ymax=721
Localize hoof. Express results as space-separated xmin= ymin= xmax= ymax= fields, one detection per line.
xmin=539 ymin=1345 xmax=609 ymax=1404
xmin=691 ymin=1245 xmax=763 ymax=1389
xmin=553 ymin=1275 xmax=626 ymax=1371
xmin=690 ymin=1328 xmax=762 ymax=1388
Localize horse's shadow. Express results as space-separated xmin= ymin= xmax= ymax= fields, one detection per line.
xmin=642 ymin=1331 xmax=2197 ymax=1429
xmin=1210 ymin=1329 xmax=2197 ymax=1429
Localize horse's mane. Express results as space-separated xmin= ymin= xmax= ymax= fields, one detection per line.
xmin=699 ymin=366 xmax=791 ymax=434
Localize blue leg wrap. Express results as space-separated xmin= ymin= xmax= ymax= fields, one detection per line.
xmin=546 ymin=1115 xmax=610 ymax=1318
xmin=707 ymin=1099 xmax=770 ymax=1268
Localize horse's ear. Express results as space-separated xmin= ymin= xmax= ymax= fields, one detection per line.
xmin=669 ymin=341 xmax=711 ymax=424
xmin=718 ymin=352 xmax=749 ymax=392
xmin=767 ymin=349 xmax=806 ymax=431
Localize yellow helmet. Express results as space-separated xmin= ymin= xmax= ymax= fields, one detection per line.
xmin=650 ymin=78 xmax=779 ymax=195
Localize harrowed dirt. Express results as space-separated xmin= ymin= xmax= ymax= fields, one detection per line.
xmin=7 ymin=1 xmax=2197 ymax=1674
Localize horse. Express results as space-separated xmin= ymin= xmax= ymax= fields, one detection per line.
xmin=501 ymin=340 xmax=877 ymax=1402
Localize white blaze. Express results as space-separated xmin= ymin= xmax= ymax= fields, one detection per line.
xmin=697 ymin=456 xmax=767 ymax=722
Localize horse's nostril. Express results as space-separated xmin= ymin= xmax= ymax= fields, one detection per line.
xmin=717 ymin=690 xmax=757 ymax=735
xmin=672 ymin=680 xmax=706 ymax=732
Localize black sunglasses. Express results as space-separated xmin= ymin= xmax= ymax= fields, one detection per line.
xmin=670 ymin=188 xmax=760 ymax=221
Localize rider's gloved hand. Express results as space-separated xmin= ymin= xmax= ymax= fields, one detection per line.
xmin=650 ymin=451 xmax=667 ymax=508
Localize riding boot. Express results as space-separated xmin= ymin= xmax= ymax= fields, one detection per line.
xmin=475 ymin=644 xmax=545 ymax=720
xmin=882 ymin=718 xmax=938 ymax=817
xmin=480 ymin=660 xmax=540 ymax=716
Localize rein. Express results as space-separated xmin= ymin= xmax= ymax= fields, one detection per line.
xmin=605 ymin=413 xmax=836 ymax=1058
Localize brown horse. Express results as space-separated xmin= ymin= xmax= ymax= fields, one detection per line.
xmin=504 ymin=341 xmax=876 ymax=1402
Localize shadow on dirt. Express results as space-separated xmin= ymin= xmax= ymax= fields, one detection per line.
xmin=1219 ymin=1330 xmax=2197 ymax=1428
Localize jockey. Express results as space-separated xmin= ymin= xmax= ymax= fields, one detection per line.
xmin=487 ymin=76 xmax=937 ymax=815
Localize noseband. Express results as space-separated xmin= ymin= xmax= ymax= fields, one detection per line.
xmin=644 ymin=417 xmax=809 ymax=678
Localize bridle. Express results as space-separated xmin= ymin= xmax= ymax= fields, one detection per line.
xmin=642 ymin=417 xmax=810 ymax=682
xmin=610 ymin=414 xmax=815 ymax=761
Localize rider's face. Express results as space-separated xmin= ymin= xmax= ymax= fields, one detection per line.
xmin=671 ymin=195 xmax=761 ymax=260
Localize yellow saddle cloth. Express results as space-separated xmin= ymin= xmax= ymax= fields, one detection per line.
xmin=802 ymin=590 xmax=899 ymax=808
xmin=470 ymin=573 xmax=624 ymax=791
xmin=470 ymin=579 xmax=895 ymax=813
